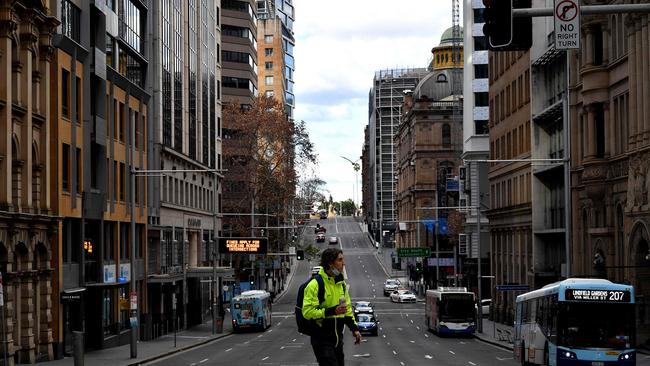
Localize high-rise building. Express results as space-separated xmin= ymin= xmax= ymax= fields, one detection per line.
xmin=486 ymin=49 xmax=531 ymax=324
xmin=461 ymin=0 xmax=490 ymax=295
xmin=51 ymin=0 xmax=150 ymax=355
xmin=221 ymin=0 xmax=258 ymax=237
xmin=0 ymin=1 xmax=58 ymax=363
xmin=257 ymin=0 xmax=295 ymax=120
xmin=146 ymin=0 xmax=223 ymax=339
xmin=568 ymin=5 xmax=650 ymax=347
xmin=368 ymin=68 xmax=428 ymax=246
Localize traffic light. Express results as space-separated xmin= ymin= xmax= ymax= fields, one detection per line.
xmin=415 ymin=262 xmax=422 ymax=273
xmin=296 ymin=249 xmax=304 ymax=261
xmin=249 ymin=275 xmax=255 ymax=287
xmin=265 ymin=270 xmax=270 ymax=278
xmin=482 ymin=0 xmax=531 ymax=51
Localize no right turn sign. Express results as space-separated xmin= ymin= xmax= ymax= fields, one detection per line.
xmin=554 ymin=0 xmax=580 ymax=49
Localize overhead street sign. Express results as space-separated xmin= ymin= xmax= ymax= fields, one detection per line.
xmin=554 ymin=0 xmax=580 ymax=49
xmin=218 ymin=237 xmax=268 ymax=254
xmin=397 ymin=247 xmax=431 ymax=258
xmin=496 ymin=284 xmax=530 ymax=291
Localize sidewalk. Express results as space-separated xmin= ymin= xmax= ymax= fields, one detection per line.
xmin=474 ymin=317 xmax=515 ymax=351
xmin=43 ymin=260 xmax=299 ymax=366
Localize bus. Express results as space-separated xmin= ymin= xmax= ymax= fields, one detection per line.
xmin=514 ymin=278 xmax=635 ymax=366
xmin=231 ymin=290 xmax=272 ymax=332
xmin=425 ymin=287 xmax=476 ymax=335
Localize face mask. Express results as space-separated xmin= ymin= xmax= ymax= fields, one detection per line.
xmin=331 ymin=267 xmax=341 ymax=277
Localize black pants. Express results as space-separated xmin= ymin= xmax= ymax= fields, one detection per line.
xmin=312 ymin=343 xmax=344 ymax=366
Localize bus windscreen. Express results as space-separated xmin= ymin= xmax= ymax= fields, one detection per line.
xmin=440 ymin=294 xmax=475 ymax=322
xmin=558 ymin=302 xmax=635 ymax=350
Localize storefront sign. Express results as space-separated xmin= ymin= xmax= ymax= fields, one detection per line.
xmin=186 ymin=216 xmax=202 ymax=228
xmin=219 ymin=238 xmax=268 ymax=254
xmin=104 ymin=264 xmax=116 ymax=283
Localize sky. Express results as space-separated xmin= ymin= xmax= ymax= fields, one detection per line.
xmin=293 ymin=0 xmax=458 ymax=206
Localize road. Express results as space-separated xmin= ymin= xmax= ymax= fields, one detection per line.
xmin=146 ymin=216 xmax=650 ymax=366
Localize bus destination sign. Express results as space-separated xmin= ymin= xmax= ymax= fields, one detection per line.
xmin=565 ymin=289 xmax=631 ymax=302
xmin=219 ymin=237 xmax=268 ymax=254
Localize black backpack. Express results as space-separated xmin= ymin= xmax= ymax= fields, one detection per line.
xmin=295 ymin=275 xmax=325 ymax=336
xmin=295 ymin=275 xmax=346 ymax=336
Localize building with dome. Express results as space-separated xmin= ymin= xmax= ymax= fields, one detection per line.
xmin=393 ymin=26 xmax=465 ymax=289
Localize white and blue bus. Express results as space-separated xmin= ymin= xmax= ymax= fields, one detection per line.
xmin=514 ymin=278 xmax=635 ymax=366
xmin=231 ymin=290 xmax=272 ymax=332
xmin=425 ymin=287 xmax=476 ymax=335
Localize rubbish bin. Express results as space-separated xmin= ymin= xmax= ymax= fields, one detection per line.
xmin=215 ymin=317 xmax=224 ymax=333
xmin=73 ymin=331 xmax=84 ymax=366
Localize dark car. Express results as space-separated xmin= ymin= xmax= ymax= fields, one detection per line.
xmin=355 ymin=313 xmax=378 ymax=336
xmin=314 ymin=224 xmax=326 ymax=234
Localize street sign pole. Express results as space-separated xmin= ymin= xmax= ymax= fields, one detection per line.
xmin=554 ymin=0 xmax=580 ymax=50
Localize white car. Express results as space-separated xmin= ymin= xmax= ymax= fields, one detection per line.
xmin=328 ymin=236 xmax=338 ymax=245
xmin=353 ymin=301 xmax=374 ymax=314
xmin=390 ymin=289 xmax=417 ymax=303
xmin=481 ymin=299 xmax=491 ymax=316
xmin=383 ymin=279 xmax=401 ymax=296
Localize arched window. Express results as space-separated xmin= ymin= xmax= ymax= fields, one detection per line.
xmin=436 ymin=73 xmax=447 ymax=83
xmin=442 ymin=124 xmax=451 ymax=147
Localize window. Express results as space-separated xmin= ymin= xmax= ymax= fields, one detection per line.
xmin=265 ymin=34 xmax=273 ymax=43
xmin=474 ymin=64 xmax=488 ymax=79
xmin=265 ymin=76 xmax=274 ymax=85
xmin=76 ymin=76 xmax=82 ymax=122
xmin=61 ymin=0 xmax=81 ymax=42
xmin=76 ymin=148 xmax=82 ymax=191
xmin=119 ymin=162 xmax=125 ymax=201
xmin=475 ymin=120 xmax=489 ymax=135
xmin=474 ymin=36 xmax=488 ymax=51
xmin=118 ymin=102 xmax=125 ymax=142
xmin=474 ymin=92 xmax=489 ymax=107
xmin=436 ymin=73 xmax=448 ymax=83
xmin=62 ymin=144 xmax=70 ymax=192
xmin=442 ymin=124 xmax=451 ymax=147
xmin=265 ymin=61 xmax=273 ymax=70
xmin=62 ymin=69 xmax=70 ymax=118
xmin=473 ymin=8 xmax=484 ymax=24
xmin=595 ymin=103 xmax=605 ymax=158
xmin=265 ymin=48 xmax=273 ymax=56
xmin=118 ymin=0 xmax=143 ymax=54
xmin=593 ymin=25 xmax=603 ymax=66
xmin=102 ymin=289 xmax=115 ymax=335
xmin=265 ymin=90 xmax=274 ymax=97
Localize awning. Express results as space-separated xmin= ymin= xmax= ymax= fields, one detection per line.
xmin=147 ymin=273 xmax=184 ymax=283
xmin=185 ymin=266 xmax=234 ymax=280
xmin=60 ymin=287 xmax=87 ymax=302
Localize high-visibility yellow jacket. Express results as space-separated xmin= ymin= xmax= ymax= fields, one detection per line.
xmin=302 ymin=268 xmax=358 ymax=346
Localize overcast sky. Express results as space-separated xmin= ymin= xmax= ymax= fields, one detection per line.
xmin=293 ymin=0 xmax=458 ymax=206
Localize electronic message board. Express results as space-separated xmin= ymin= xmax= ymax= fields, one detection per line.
xmin=218 ymin=237 xmax=268 ymax=254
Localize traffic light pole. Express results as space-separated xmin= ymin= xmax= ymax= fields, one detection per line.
xmin=512 ymin=3 xmax=650 ymax=18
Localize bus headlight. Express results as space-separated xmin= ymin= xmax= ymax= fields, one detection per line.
xmin=618 ymin=352 xmax=635 ymax=362
xmin=559 ymin=350 xmax=577 ymax=359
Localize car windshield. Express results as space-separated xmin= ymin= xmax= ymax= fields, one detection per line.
xmin=386 ymin=280 xmax=399 ymax=285
xmin=357 ymin=314 xmax=374 ymax=322
xmin=400 ymin=291 xmax=413 ymax=295
xmin=355 ymin=302 xmax=370 ymax=308
xmin=558 ymin=302 xmax=635 ymax=350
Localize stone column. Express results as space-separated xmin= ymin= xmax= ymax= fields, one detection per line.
xmin=0 ymin=18 xmax=16 ymax=209
xmin=585 ymin=28 xmax=594 ymax=66
xmin=642 ymin=16 xmax=650 ymax=142
xmin=603 ymin=102 xmax=611 ymax=158
xmin=635 ymin=19 xmax=644 ymax=145
xmin=18 ymin=16 xmax=36 ymax=213
xmin=586 ymin=105 xmax=596 ymax=159
xmin=38 ymin=28 xmax=55 ymax=214
xmin=627 ymin=17 xmax=638 ymax=149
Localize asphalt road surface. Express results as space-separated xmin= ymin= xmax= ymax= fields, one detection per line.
xmin=145 ymin=216 xmax=649 ymax=366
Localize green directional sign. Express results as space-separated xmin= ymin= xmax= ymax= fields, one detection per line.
xmin=397 ymin=247 xmax=431 ymax=258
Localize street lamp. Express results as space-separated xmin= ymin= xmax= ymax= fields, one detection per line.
xmin=341 ymin=156 xmax=361 ymax=213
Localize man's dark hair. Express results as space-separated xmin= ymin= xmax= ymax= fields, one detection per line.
xmin=320 ymin=248 xmax=343 ymax=268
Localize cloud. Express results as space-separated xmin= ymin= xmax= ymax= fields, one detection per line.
xmin=293 ymin=0 xmax=458 ymax=201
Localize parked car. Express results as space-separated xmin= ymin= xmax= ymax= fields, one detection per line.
xmin=353 ymin=301 xmax=374 ymax=315
xmin=390 ymin=289 xmax=417 ymax=303
xmin=328 ymin=236 xmax=338 ymax=245
xmin=481 ymin=299 xmax=492 ymax=317
xmin=383 ymin=279 xmax=401 ymax=296
xmin=316 ymin=233 xmax=325 ymax=242
xmin=355 ymin=313 xmax=378 ymax=336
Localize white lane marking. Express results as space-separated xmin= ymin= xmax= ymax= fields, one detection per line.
xmin=191 ymin=363 xmax=196 ymax=366
xmin=292 ymin=338 xmax=296 ymax=342
xmin=353 ymin=354 xmax=371 ymax=358
xmin=400 ymin=362 xmax=405 ymax=366
xmin=262 ymin=357 xmax=269 ymax=361
xmin=449 ymin=350 xmax=456 ymax=355
xmin=280 ymin=346 xmax=285 ymax=350
xmin=425 ymin=355 xmax=433 ymax=359
xmin=424 ymin=334 xmax=429 ymax=338
xmin=225 ymin=348 xmax=233 ymax=352
xmin=409 ymin=340 xmax=415 ymax=343
xmin=199 ymin=359 xmax=208 ymax=364
xmin=257 ymin=334 xmax=264 ymax=338
xmin=392 ymin=350 xmax=397 ymax=355
xmin=410 ymin=320 xmax=414 ymax=324
xmin=244 ymin=341 xmax=250 ymax=344
xmin=496 ymin=357 xmax=513 ymax=361
xmin=459 ymin=341 xmax=466 ymax=344
xmin=468 ymin=362 xmax=477 ymax=365
xmin=416 ymin=326 xmax=420 ymax=330
xmin=268 ymin=329 xmax=273 ymax=332
xmin=373 ymin=295 xmax=376 ymax=298
xmin=387 ymin=342 xmax=391 ymax=346
xmin=397 ymin=328 xmax=403 ymax=331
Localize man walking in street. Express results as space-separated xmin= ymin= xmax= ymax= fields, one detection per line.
xmin=302 ymin=248 xmax=362 ymax=366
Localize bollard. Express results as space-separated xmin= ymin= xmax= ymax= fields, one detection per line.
xmin=72 ymin=331 xmax=84 ymax=366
